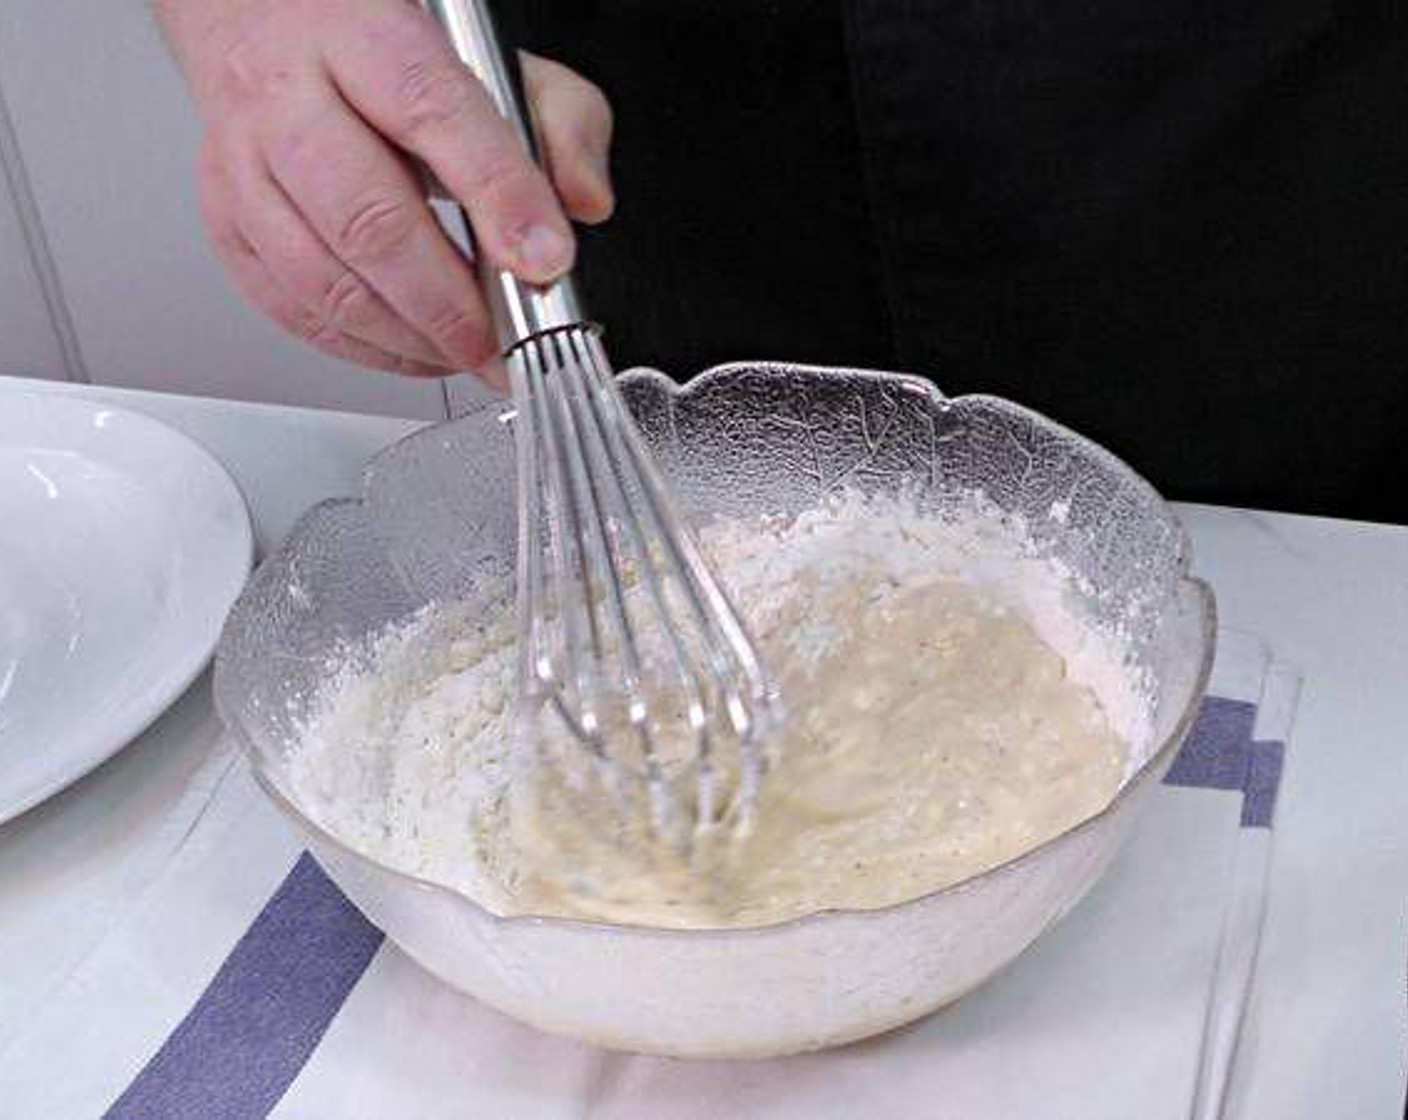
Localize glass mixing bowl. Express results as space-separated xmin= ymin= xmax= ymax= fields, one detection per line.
xmin=214 ymin=363 xmax=1215 ymax=1058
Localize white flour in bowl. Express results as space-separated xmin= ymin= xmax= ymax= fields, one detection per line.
xmin=286 ymin=496 xmax=1151 ymax=930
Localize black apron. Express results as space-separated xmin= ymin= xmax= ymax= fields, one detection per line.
xmin=526 ymin=1 xmax=1408 ymax=522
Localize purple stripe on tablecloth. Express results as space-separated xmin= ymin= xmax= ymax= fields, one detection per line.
xmin=1242 ymin=740 xmax=1285 ymax=828
xmin=1164 ymin=697 xmax=1284 ymax=830
xmin=103 ymin=853 xmax=383 ymax=1120
xmin=1164 ymin=697 xmax=1257 ymax=792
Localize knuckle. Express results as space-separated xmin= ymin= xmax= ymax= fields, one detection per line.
xmin=286 ymin=299 xmax=340 ymax=351
xmin=215 ymin=37 xmax=262 ymax=101
xmin=395 ymin=57 xmax=476 ymax=134
xmin=465 ymin=157 xmax=540 ymax=209
xmin=207 ymin=219 xmax=245 ymax=260
xmin=304 ymin=320 xmax=351 ymax=356
xmin=288 ymin=288 xmax=361 ymax=357
xmin=215 ymin=35 xmax=295 ymax=104
xmin=425 ymin=302 xmax=490 ymax=353
xmin=335 ymin=193 xmax=416 ymax=263
xmin=424 ymin=302 xmax=475 ymax=338
xmin=289 ymin=306 xmax=326 ymax=344
xmin=318 ymin=268 xmax=375 ymax=331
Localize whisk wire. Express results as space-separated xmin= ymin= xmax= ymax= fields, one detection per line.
xmin=509 ymin=326 xmax=779 ymax=840
xmin=563 ymin=329 xmax=719 ymax=829
xmin=582 ymin=335 xmax=778 ymax=807
xmin=545 ymin=332 xmax=681 ymax=832
xmin=518 ymin=341 xmax=602 ymax=755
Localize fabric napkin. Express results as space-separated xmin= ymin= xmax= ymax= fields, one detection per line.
xmin=0 ymin=631 xmax=1298 ymax=1120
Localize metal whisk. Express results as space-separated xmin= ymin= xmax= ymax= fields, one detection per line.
xmin=423 ymin=0 xmax=782 ymax=841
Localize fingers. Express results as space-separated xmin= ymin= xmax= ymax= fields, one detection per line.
xmin=199 ymin=147 xmax=452 ymax=377
xmin=221 ymin=138 xmax=450 ymax=366
xmin=522 ymin=53 xmax=614 ymax=225
xmin=257 ymin=74 xmax=499 ymax=369
xmin=226 ymin=236 xmax=451 ymax=377
xmin=326 ymin=7 xmax=578 ymax=281
xmin=183 ymin=0 xmax=615 ymax=384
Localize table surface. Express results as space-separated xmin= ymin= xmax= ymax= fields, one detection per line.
xmin=1 ymin=375 xmax=1404 ymax=1119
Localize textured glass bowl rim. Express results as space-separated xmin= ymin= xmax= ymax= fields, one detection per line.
xmin=216 ymin=364 xmax=1218 ymax=940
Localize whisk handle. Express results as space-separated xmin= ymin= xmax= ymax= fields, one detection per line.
xmin=419 ymin=0 xmax=587 ymax=351
xmin=419 ymin=0 xmax=537 ymax=161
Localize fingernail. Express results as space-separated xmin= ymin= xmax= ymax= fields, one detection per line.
xmin=515 ymin=223 xmax=572 ymax=278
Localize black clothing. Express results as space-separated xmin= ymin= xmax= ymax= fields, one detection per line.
xmin=528 ymin=2 xmax=1408 ymax=522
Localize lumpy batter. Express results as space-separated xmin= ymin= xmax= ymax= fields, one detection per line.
xmin=289 ymin=504 xmax=1137 ymax=931
xmin=496 ymin=576 xmax=1127 ymax=928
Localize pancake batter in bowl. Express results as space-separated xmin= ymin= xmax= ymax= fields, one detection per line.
xmin=288 ymin=498 xmax=1147 ymax=931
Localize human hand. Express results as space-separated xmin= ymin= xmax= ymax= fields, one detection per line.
xmin=158 ymin=0 xmax=613 ymax=383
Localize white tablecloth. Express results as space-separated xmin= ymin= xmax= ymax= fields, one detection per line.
xmin=0 ymin=636 xmax=1293 ymax=1119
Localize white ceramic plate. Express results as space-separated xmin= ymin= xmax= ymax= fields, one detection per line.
xmin=0 ymin=392 xmax=252 ymax=823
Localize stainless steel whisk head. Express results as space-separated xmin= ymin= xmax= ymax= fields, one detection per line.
xmin=423 ymin=0 xmax=782 ymax=842
xmin=508 ymin=326 xmax=781 ymax=840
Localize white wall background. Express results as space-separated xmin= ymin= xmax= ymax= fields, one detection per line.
xmin=0 ymin=88 xmax=65 ymax=381
xmin=0 ymin=1 xmax=496 ymax=419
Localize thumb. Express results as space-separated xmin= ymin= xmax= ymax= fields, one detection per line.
xmin=522 ymin=53 xmax=615 ymax=225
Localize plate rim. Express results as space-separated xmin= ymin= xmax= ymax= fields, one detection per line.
xmin=0 ymin=390 xmax=254 ymax=822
